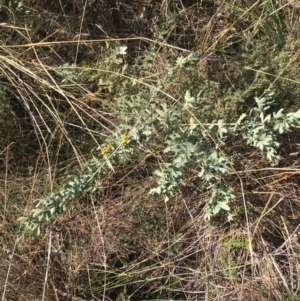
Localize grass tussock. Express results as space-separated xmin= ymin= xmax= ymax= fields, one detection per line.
xmin=1 ymin=0 xmax=300 ymax=300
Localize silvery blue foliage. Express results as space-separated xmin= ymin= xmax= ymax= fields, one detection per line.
xmin=18 ymin=47 xmax=300 ymax=232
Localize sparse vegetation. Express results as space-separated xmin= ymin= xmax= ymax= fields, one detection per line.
xmin=1 ymin=0 xmax=300 ymax=300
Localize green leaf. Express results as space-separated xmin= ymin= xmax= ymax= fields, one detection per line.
xmin=164 ymin=146 xmax=172 ymax=153
xmin=17 ymin=216 xmax=28 ymax=223
xmin=155 ymin=109 xmax=165 ymax=117
xmin=105 ymin=158 xmax=115 ymax=171
xmin=273 ymin=109 xmax=284 ymax=119
xmin=184 ymin=90 xmax=195 ymax=109
xmin=153 ymin=170 xmax=163 ymax=177
xmin=213 ymin=204 xmax=221 ymax=215
xmin=36 ymin=226 xmax=41 ymax=236
xmin=32 ymin=209 xmax=43 ymax=218
xmin=217 ymin=119 xmax=228 ymax=138
xmin=115 ymin=45 xmax=127 ymax=55
xmin=219 ymin=202 xmax=230 ymax=211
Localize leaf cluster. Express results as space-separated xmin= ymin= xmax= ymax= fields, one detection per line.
xmin=19 ymin=46 xmax=300 ymax=232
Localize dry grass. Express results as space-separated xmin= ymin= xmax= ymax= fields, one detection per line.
xmin=1 ymin=0 xmax=300 ymax=300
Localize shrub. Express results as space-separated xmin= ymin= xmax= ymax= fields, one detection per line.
xmin=18 ymin=48 xmax=300 ymax=232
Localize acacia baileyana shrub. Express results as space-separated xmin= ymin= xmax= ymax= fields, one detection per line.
xmin=18 ymin=48 xmax=300 ymax=233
